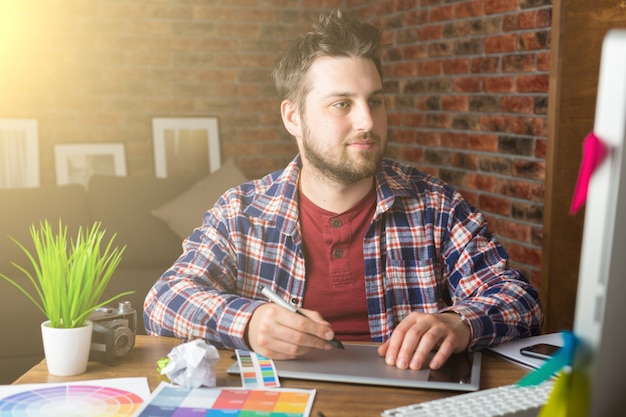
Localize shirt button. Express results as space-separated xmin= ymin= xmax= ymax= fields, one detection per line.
xmin=333 ymin=248 xmax=344 ymax=259
xmin=290 ymin=298 xmax=299 ymax=305
xmin=331 ymin=219 xmax=342 ymax=228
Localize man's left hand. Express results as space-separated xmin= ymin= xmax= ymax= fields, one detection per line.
xmin=377 ymin=311 xmax=470 ymax=370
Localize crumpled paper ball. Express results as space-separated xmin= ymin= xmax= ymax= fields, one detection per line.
xmin=159 ymin=339 xmax=220 ymax=388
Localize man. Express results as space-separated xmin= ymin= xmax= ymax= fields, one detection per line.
xmin=144 ymin=10 xmax=543 ymax=371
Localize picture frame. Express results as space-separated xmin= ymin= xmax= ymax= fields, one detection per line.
xmin=152 ymin=117 xmax=221 ymax=178
xmin=54 ymin=143 xmax=127 ymax=187
xmin=0 ymin=119 xmax=40 ymax=188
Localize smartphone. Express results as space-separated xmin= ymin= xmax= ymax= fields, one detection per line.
xmin=519 ymin=343 xmax=560 ymax=360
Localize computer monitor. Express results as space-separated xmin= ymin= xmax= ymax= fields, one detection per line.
xmin=571 ymin=29 xmax=626 ymax=416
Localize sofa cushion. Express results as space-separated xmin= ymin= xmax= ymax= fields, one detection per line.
xmin=0 ymin=184 xmax=90 ymax=271
xmin=151 ymin=158 xmax=248 ymax=239
xmin=87 ymin=176 xmax=198 ymax=269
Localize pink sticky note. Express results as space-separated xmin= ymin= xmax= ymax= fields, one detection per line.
xmin=570 ymin=132 xmax=610 ymax=214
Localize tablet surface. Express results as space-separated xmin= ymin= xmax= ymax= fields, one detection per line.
xmin=227 ymin=343 xmax=482 ymax=391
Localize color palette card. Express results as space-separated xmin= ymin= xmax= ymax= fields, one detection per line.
xmin=0 ymin=377 xmax=150 ymax=417
xmin=235 ymin=349 xmax=281 ymax=388
xmin=134 ymin=382 xmax=316 ymax=417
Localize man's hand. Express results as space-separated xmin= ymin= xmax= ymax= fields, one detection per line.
xmin=377 ymin=311 xmax=471 ymax=370
xmin=246 ymin=303 xmax=335 ymax=359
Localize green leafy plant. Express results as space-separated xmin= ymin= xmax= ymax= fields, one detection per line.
xmin=0 ymin=219 xmax=134 ymax=328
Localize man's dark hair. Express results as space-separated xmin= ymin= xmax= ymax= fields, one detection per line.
xmin=271 ymin=10 xmax=383 ymax=110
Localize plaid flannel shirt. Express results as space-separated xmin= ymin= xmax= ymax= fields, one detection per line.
xmin=144 ymin=155 xmax=543 ymax=350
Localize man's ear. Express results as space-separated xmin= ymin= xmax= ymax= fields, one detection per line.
xmin=281 ymin=99 xmax=301 ymax=137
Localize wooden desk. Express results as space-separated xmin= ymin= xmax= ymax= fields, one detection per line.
xmin=14 ymin=335 xmax=530 ymax=417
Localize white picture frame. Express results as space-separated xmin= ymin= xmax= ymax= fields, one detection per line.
xmin=0 ymin=119 xmax=40 ymax=188
xmin=152 ymin=117 xmax=221 ymax=178
xmin=54 ymin=143 xmax=127 ymax=187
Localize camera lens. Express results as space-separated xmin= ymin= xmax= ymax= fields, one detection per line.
xmin=112 ymin=326 xmax=135 ymax=357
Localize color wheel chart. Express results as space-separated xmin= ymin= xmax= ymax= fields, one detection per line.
xmin=135 ymin=383 xmax=316 ymax=417
xmin=0 ymin=378 xmax=150 ymax=417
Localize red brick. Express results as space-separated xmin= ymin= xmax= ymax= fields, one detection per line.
xmin=498 ymin=179 xmax=544 ymax=201
xmin=387 ymin=112 xmax=404 ymax=125
xmin=411 ymin=96 xmax=432 ymax=111
xmin=485 ymin=0 xmax=519 ymax=15
xmin=484 ymin=34 xmax=517 ymax=53
xmin=500 ymin=96 xmax=535 ymax=113
xmin=406 ymin=9 xmax=428 ymax=26
xmin=479 ymin=194 xmax=511 ymax=216
xmin=415 ymin=131 xmax=441 ymax=146
xmin=484 ymin=76 xmax=516 ymax=93
xmin=513 ymin=116 xmax=547 ymax=136
xmin=418 ymin=61 xmax=442 ymax=76
xmin=518 ymin=31 xmax=550 ymax=51
xmin=402 ymin=112 xmax=425 ymax=127
xmin=506 ymin=243 xmax=542 ymax=268
xmin=442 ymin=58 xmax=470 ymax=74
xmin=535 ymin=139 xmax=547 ymax=158
xmin=393 ymin=129 xmax=418 ymax=143
xmin=453 ymin=77 xmax=482 ymax=92
xmin=468 ymin=134 xmax=499 ymax=152
xmin=502 ymin=54 xmax=536 ymax=72
xmin=537 ymin=9 xmax=552 ymax=27
xmin=398 ymin=146 xmax=424 ymax=163
xmin=425 ymin=113 xmax=452 ymax=129
xmin=518 ymin=11 xmax=538 ymax=29
xmin=480 ymin=115 xmax=515 ymax=133
xmin=394 ymin=0 xmax=417 ymax=12
xmin=471 ymin=56 xmax=500 ymax=73
xmin=512 ymin=160 xmax=545 ymax=181
xmin=393 ymin=62 xmax=419 ymax=77
xmin=442 ymin=132 xmax=469 ymax=149
xmin=418 ymin=25 xmax=443 ymax=41
xmin=464 ymin=173 xmax=496 ymax=191
xmin=517 ymin=74 xmax=550 ymax=92
xmin=494 ymin=219 xmax=532 ymax=242
xmin=429 ymin=41 xmax=455 ymax=57
xmin=261 ymin=141 xmax=298 ymax=156
xmin=442 ymin=95 xmax=468 ymax=111
xmin=537 ymin=52 xmax=551 ymax=71
xmin=455 ymin=1 xmax=485 ymax=18
xmin=402 ymin=44 xmax=429 ymax=60
xmin=429 ymin=5 xmax=456 ymax=22
xmin=224 ymin=142 xmax=261 ymax=156
xmin=443 ymin=21 xmax=470 ymax=38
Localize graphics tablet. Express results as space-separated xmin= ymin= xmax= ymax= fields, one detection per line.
xmin=227 ymin=343 xmax=482 ymax=391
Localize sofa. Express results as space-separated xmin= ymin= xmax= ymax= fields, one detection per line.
xmin=0 ymin=159 xmax=248 ymax=383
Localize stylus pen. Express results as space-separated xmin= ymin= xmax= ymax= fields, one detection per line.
xmin=260 ymin=286 xmax=345 ymax=350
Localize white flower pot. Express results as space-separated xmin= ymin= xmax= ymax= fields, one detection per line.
xmin=41 ymin=320 xmax=93 ymax=376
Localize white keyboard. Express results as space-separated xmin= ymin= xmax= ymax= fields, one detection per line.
xmin=381 ymin=381 xmax=554 ymax=417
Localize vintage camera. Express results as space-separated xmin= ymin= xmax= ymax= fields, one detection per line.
xmin=89 ymin=301 xmax=136 ymax=365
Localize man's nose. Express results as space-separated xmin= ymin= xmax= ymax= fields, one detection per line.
xmin=353 ymin=102 xmax=375 ymax=131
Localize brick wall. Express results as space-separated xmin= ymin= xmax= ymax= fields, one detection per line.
xmin=351 ymin=0 xmax=552 ymax=284
xmin=0 ymin=0 xmax=550 ymax=284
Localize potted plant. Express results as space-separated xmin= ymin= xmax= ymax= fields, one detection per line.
xmin=0 ymin=219 xmax=134 ymax=376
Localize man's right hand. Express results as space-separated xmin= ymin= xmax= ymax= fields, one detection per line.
xmin=246 ymin=303 xmax=335 ymax=359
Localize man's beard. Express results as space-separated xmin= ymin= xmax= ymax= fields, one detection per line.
xmin=300 ymin=122 xmax=386 ymax=185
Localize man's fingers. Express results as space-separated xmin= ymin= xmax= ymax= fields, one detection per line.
xmin=427 ymin=338 xmax=456 ymax=369
xmin=248 ymin=303 xmax=334 ymax=358
xmin=381 ymin=311 xmax=470 ymax=370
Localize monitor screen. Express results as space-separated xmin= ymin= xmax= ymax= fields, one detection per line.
xmin=571 ymin=29 xmax=626 ymax=416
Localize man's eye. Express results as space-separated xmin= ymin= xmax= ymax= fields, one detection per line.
xmin=369 ymin=98 xmax=384 ymax=107
xmin=333 ymin=101 xmax=350 ymax=109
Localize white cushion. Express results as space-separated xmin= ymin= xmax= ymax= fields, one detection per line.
xmin=151 ymin=158 xmax=247 ymax=239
